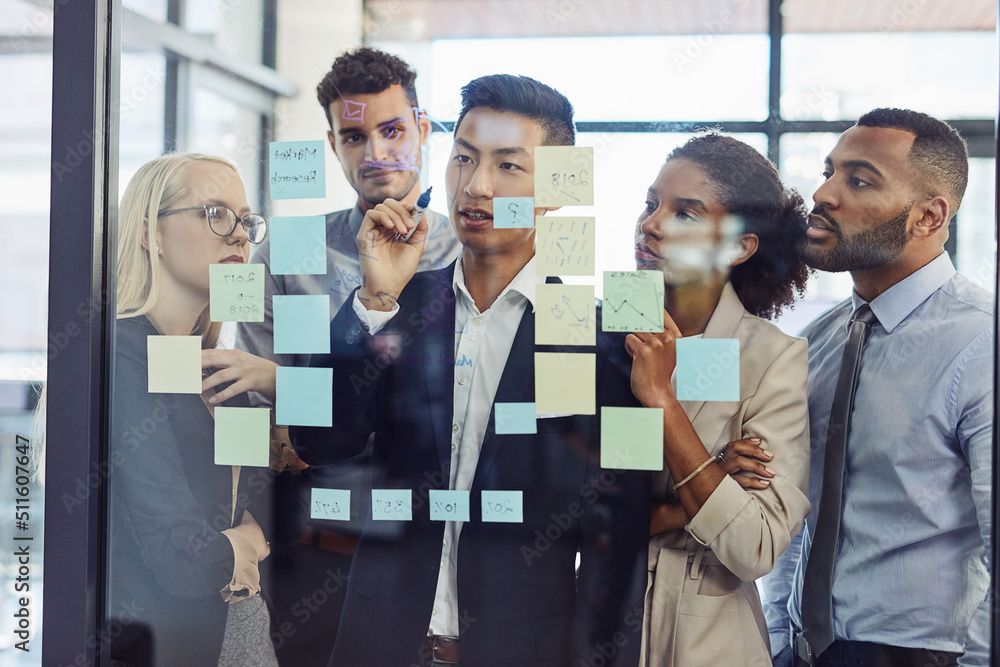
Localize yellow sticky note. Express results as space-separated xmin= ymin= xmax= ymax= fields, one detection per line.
xmin=600 ymin=407 xmax=664 ymax=471
xmin=214 ymin=406 xmax=270 ymax=467
xmin=534 ymin=146 xmax=594 ymax=207
xmin=535 ymin=352 xmax=595 ymax=415
xmin=210 ymin=264 xmax=265 ymax=322
xmin=536 ymin=216 xmax=595 ymax=276
xmin=147 ymin=335 xmax=202 ymax=394
xmin=536 ymin=284 xmax=596 ymax=346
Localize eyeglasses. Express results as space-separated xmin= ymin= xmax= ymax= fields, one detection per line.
xmin=159 ymin=204 xmax=268 ymax=244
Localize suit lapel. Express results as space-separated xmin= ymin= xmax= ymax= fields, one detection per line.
xmin=418 ymin=267 xmax=459 ymax=474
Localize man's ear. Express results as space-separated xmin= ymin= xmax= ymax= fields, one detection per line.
xmin=327 ymin=129 xmax=339 ymax=159
xmin=912 ymin=196 xmax=949 ymax=239
xmin=417 ymin=110 xmax=431 ymax=146
xmin=729 ymin=233 xmax=759 ymax=267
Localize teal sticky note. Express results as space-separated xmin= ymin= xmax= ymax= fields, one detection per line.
xmin=493 ymin=197 xmax=534 ymax=228
xmin=276 ymin=366 xmax=332 ymax=426
xmin=310 ymin=488 xmax=350 ymax=521
xmin=269 ymin=140 xmax=326 ymax=199
xmin=600 ymin=407 xmax=663 ymax=471
xmin=371 ymin=489 xmax=412 ymax=521
xmin=210 ymin=264 xmax=265 ymax=322
xmin=273 ymin=294 xmax=330 ymax=354
xmin=269 ymin=216 xmax=327 ymax=275
xmin=429 ymin=490 xmax=470 ymax=522
xmin=676 ymin=338 xmax=740 ymax=402
xmin=495 ymin=402 xmax=537 ymax=434
xmin=602 ymin=270 xmax=665 ymax=333
xmin=481 ymin=490 xmax=524 ymax=523
xmin=214 ymin=406 xmax=270 ymax=467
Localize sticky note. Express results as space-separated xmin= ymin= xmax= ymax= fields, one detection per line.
xmin=269 ymin=216 xmax=327 ymax=275
xmin=429 ymin=490 xmax=470 ymax=522
xmin=676 ymin=338 xmax=740 ymax=402
xmin=209 ymin=264 xmax=264 ymax=322
xmin=495 ymin=402 xmax=537 ymax=435
xmin=269 ymin=140 xmax=326 ymax=199
xmin=147 ymin=335 xmax=202 ymax=394
xmin=493 ymin=197 xmax=534 ymax=228
xmin=276 ymin=367 xmax=332 ymax=426
xmin=536 ymin=216 xmax=595 ymax=276
xmin=534 ymin=353 xmax=595 ymax=415
xmin=602 ymin=271 xmax=665 ymax=333
xmin=371 ymin=489 xmax=412 ymax=521
xmin=600 ymin=407 xmax=664 ymax=471
xmin=534 ymin=146 xmax=594 ymax=207
xmin=536 ymin=284 xmax=596 ymax=346
xmin=481 ymin=490 xmax=524 ymax=523
xmin=214 ymin=406 xmax=270 ymax=467
xmin=273 ymin=295 xmax=330 ymax=354
xmin=310 ymin=488 xmax=351 ymax=521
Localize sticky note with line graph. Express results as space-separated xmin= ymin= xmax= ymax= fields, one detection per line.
xmin=602 ymin=271 xmax=664 ymax=333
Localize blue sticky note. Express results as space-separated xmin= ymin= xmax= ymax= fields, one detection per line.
xmin=269 ymin=140 xmax=326 ymax=199
xmin=481 ymin=490 xmax=524 ymax=523
xmin=600 ymin=407 xmax=663 ymax=471
xmin=371 ymin=489 xmax=412 ymax=521
xmin=676 ymin=338 xmax=740 ymax=402
xmin=276 ymin=366 xmax=332 ymax=426
xmin=493 ymin=197 xmax=534 ymax=228
xmin=495 ymin=402 xmax=537 ymax=434
xmin=429 ymin=490 xmax=470 ymax=522
xmin=273 ymin=295 xmax=330 ymax=354
xmin=269 ymin=216 xmax=327 ymax=275
xmin=310 ymin=488 xmax=350 ymax=521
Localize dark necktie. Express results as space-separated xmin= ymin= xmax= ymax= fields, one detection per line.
xmin=801 ymin=304 xmax=878 ymax=658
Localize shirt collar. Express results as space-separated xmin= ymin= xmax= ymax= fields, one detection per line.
xmin=453 ymin=252 xmax=539 ymax=314
xmin=849 ymin=252 xmax=956 ymax=333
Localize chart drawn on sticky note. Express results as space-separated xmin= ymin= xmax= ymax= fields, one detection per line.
xmin=676 ymin=338 xmax=741 ymax=402
xmin=269 ymin=140 xmax=326 ymax=199
xmin=536 ymin=216 xmax=595 ymax=276
xmin=494 ymin=197 xmax=534 ymax=228
xmin=210 ymin=264 xmax=264 ymax=322
xmin=534 ymin=146 xmax=594 ymax=207
xmin=536 ymin=284 xmax=596 ymax=346
xmin=602 ymin=271 xmax=665 ymax=333
xmin=311 ymin=488 xmax=350 ymax=521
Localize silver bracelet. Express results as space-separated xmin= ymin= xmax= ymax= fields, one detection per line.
xmin=672 ymin=456 xmax=717 ymax=491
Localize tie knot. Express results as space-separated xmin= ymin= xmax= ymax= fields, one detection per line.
xmin=852 ymin=304 xmax=877 ymax=327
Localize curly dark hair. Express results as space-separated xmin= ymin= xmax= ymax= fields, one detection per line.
xmin=666 ymin=133 xmax=809 ymax=320
xmin=316 ymin=47 xmax=418 ymax=128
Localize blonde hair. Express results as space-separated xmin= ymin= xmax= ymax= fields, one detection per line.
xmin=117 ymin=153 xmax=240 ymax=348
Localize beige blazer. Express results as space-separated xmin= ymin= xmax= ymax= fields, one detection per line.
xmin=640 ymin=283 xmax=811 ymax=667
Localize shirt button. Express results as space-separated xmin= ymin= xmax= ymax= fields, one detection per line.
xmin=451 ymin=443 xmax=457 ymax=453
xmin=432 ymin=607 xmax=438 ymax=617
xmin=350 ymin=323 xmax=362 ymax=335
xmin=468 ymin=332 xmax=477 ymax=341
xmin=458 ymin=376 xmax=467 ymax=385
xmin=473 ymin=317 xmax=482 ymax=326
xmin=452 ymin=423 xmax=459 ymax=433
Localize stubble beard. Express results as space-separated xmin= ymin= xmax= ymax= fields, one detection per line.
xmin=803 ymin=205 xmax=911 ymax=273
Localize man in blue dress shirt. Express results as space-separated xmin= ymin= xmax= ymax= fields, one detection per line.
xmin=764 ymin=109 xmax=993 ymax=666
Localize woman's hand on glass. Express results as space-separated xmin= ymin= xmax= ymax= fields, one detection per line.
xmin=716 ymin=437 xmax=776 ymax=490
xmin=201 ymin=349 xmax=278 ymax=404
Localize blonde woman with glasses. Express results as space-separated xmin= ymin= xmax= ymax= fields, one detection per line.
xmin=109 ymin=153 xmax=281 ymax=666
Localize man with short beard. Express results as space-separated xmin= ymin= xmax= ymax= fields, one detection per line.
xmin=763 ymin=109 xmax=992 ymax=667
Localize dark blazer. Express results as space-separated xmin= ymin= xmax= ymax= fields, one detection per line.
xmin=292 ymin=264 xmax=650 ymax=667
xmin=108 ymin=315 xmax=274 ymax=666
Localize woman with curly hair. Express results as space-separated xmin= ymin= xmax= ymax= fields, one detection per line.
xmin=627 ymin=133 xmax=812 ymax=666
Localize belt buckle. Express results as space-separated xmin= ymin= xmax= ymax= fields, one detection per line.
xmin=794 ymin=632 xmax=816 ymax=667
xmin=432 ymin=635 xmax=460 ymax=665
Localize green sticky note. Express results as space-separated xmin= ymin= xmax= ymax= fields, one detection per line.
xmin=602 ymin=270 xmax=665 ymax=333
xmin=273 ymin=294 xmax=330 ymax=354
xmin=600 ymin=407 xmax=664 ymax=471
xmin=311 ymin=488 xmax=351 ymax=521
xmin=214 ymin=406 xmax=270 ymax=467
xmin=276 ymin=366 xmax=332 ymax=426
xmin=371 ymin=489 xmax=412 ymax=521
xmin=494 ymin=197 xmax=534 ymax=228
xmin=269 ymin=216 xmax=327 ymax=275
xmin=147 ymin=335 xmax=202 ymax=394
xmin=536 ymin=284 xmax=596 ymax=346
xmin=481 ymin=490 xmax=523 ymax=523
xmin=429 ymin=490 xmax=470 ymax=522
xmin=534 ymin=146 xmax=594 ymax=207
xmin=269 ymin=140 xmax=326 ymax=199
xmin=536 ymin=216 xmax=595 ymax=276
xmin=209 ymin=264 xmax=264 ymax=322
xmin=676 ymin=338 xmax=740 ymax=402
xmin=534 ymin=352 xmax=595 ymax=415
xmin=495 ymin=402 xmax=537 ymax=434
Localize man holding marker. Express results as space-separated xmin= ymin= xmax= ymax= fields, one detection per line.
xmin=292 ymin=74 xmax=650 ymax=667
